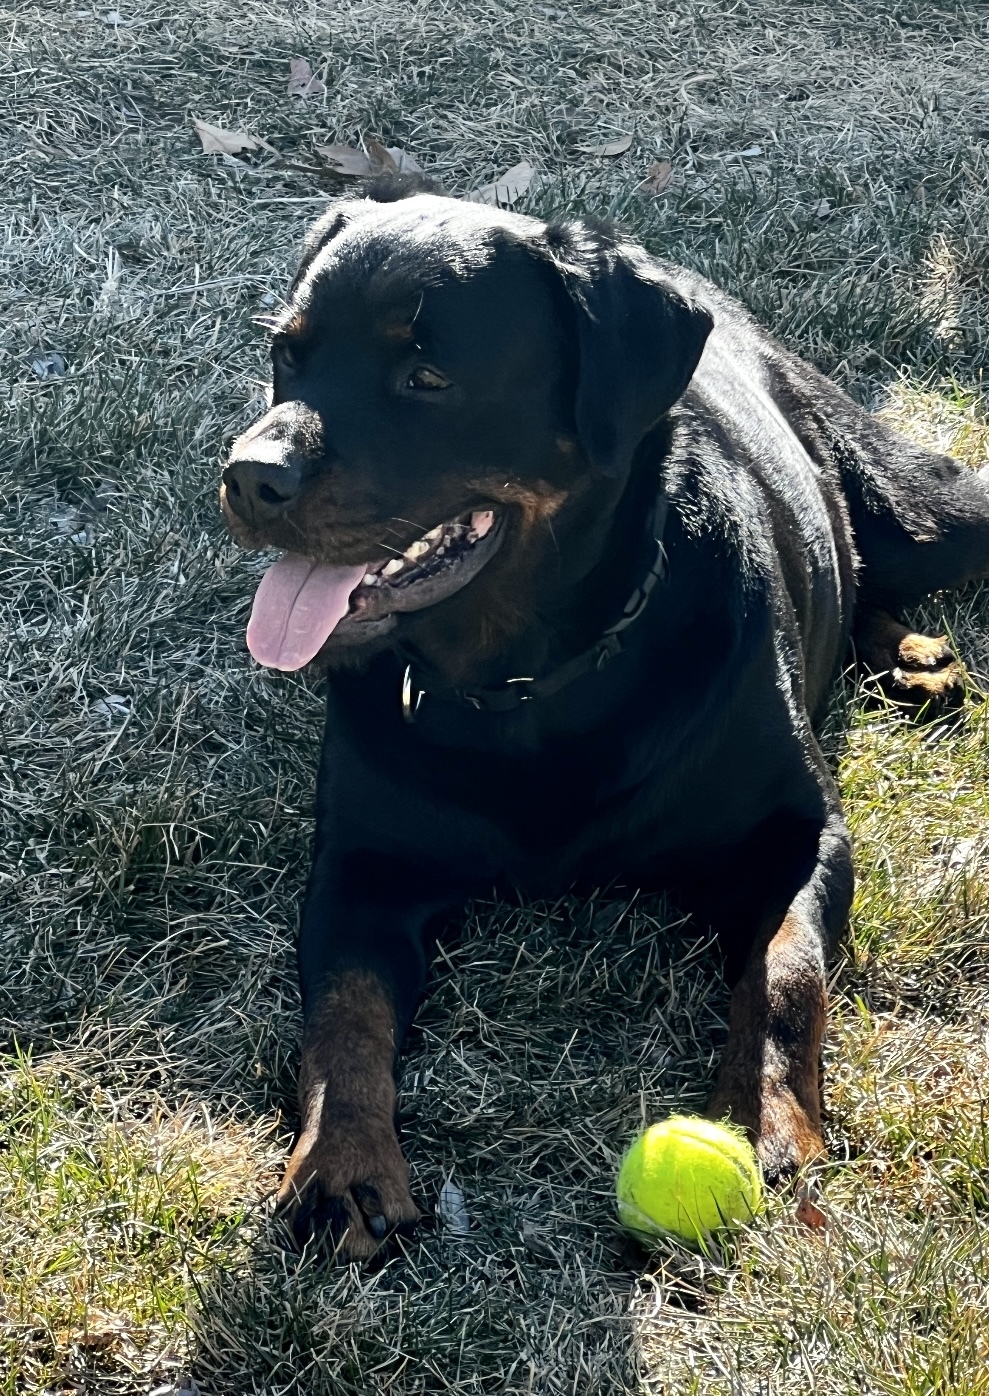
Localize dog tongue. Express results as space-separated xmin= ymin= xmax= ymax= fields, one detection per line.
xmin=246 ymin=553 xmax=367 ymax=670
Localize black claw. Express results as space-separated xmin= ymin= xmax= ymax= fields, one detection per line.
xmin=308 ymin=1191 xmax=337 ymax=1242
xmin=290 ymin=1195 xmax=317 ymax=1249
xmin=322 ymin=1194 xmax=351 ymax=1242
xmin=352 ymin=1182 xmax=390 ymax=1240
xmin=352 ymin=1181 xmax=383 ymax=1216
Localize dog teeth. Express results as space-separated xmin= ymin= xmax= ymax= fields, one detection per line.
xmin=370 ymin=511 xmax=495 ymax=584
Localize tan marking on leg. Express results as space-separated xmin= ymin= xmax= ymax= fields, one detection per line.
xmin=708 ymin=910 xmax=827 ymax=1180
xmin=276 ymin=971 xmax=418 ymax=1259
xmin=855 ymin=606 xmax=966 ymax=710
xmin=897 ymin=631 xmax=952 ymax=669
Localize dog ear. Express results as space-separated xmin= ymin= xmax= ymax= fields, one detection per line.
xmin=289 ymin=202 xmax=361 ymax=295
xmin=561 ymin=236 xmax=713 ymax=478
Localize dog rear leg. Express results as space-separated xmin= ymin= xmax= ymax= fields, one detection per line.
xmin=707 ymin=812 xmax=853 ymax=1181
xmin=846 ymin=439 xmax=989 ymax=608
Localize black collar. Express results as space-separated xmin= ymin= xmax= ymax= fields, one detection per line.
xmin=400 ymin=494 xmax=669 ymax=720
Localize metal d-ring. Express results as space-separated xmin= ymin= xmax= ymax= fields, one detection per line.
xmin=401 ymin=664 xmax=424 ymax=722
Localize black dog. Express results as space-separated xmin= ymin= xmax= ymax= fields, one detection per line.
xmin=221 ymin=182 xmax=989 ymax=1258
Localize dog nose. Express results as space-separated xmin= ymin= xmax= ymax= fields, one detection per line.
xmin=222 ymin=457 xmax=303 ymax=522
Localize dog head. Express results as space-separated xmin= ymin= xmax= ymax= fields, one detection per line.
xmin=222 ymin=190 xmax=712 ymax=671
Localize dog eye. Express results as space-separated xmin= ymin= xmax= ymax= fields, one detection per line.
xmin=273 ymin=341 xmax=297 ymax=372
xmin=406 ymin=366 xmax=451 ymax=391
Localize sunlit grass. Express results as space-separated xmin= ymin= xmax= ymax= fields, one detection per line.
xmin=0 ymin=1052 xmax=279 ymax=1393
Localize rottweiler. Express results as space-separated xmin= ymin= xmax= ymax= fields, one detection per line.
xmin=221 ymin=178 xmax=989 ymax=1258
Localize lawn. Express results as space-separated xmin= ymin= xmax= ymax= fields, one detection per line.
xmin=2 ymin=1 xmax=989 ymax=1391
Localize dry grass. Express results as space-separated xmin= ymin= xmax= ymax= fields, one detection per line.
xmin=2 ymin=0 xmax=989 ymax=1391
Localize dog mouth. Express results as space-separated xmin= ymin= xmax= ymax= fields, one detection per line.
xmin=246 ymin=509 xmax=502 ymax=670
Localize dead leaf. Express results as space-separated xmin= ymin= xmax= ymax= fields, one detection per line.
xmin=813 ymin=197 xmax=832 ymax=219
xmin=60 ymin=1309 xmax=134 ymax=1351
xmin=579 ymin=133 xmax=633 ymax=157
xmin=636 ymin=159 xmax=673 ymax=197
xmin=363 ymin=136 xmax=399 ymax=174
xmin=314 ymin=142 xmax=374 ymax=176
xmin=314 ymin=138 xmax=422 ymax=178
xmin=388 ymin=147 xmax=423 ymax=174
xmin=437 ymin=1176 xmax=470 ymax=1235
xmin=470 ymin=160 xmax=534 ymax=207
xmin=30 ymin=351 xmax=67 ymax=379
xmin=192 ymin=118 xmax=258 ymax=157
xmin=795 ymin=1194 xmax=827 ymax=1229
xmin=288 ymin=57 xmax=326 ymax=100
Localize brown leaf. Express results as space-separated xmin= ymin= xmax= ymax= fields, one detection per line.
xmin=314 ymin=142 xmax=374 ymax=176
xmin=470 ymin=160 xmax=534 ymax=207
xmin=363 ymin=136 xmax=399 ymax=174
xmin=313 ymin=138 xmax=421 ymax=179
xmin=288 ymin=57 xmax=326 ymax=100
xmin=636 ymin=159 xmax=673 ymax=197
xmin=387 ymin=147 xmax=423 ymax=174
xmin=192 ymin=118 xmax=258 ymax=157
xmin=59 ymin=1308 xmax=134 ymax=1352
xmin=578 ymin=133 xmax=633 ymax=157
xmin=795 ymin=1194 xmax=827 ymax=1230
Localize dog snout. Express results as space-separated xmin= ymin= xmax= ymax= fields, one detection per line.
xmin=223 ymin=404 xmax=322 ymax=525
xmin=222 ymin=455 xmax=303 ymax=523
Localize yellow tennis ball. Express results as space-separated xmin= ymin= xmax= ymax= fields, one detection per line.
xmin=616 ymin=1115 xmax=763 ymax=1247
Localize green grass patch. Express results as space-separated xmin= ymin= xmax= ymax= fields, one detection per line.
xmin=0 ymin=1052 xmax=278 ymax=1393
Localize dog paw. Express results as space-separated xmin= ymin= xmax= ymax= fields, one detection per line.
xmin=707 ymin=1082 xmax=825 ymax=1185
xmin=856 ymin=611 xmax=968 ymax=713
xmin=867 ymin=623 xmax=966 ymax=711
xmin=895 ymin=631 xmax=954 ymax=670
xmin=749 ymin=1085 xmax=826 ymax=1184
xmin=886 ymin=656 xmax=967 ymax=711
xmin=274 ymin=1113 xmax=420 ymax=1260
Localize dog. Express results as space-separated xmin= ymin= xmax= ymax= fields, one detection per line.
xmin=221 ymin=178 xmax=989 ymax=1258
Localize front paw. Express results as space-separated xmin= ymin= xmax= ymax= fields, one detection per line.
xmin=707 ymin=1082 xmax=826 ymax=1185
xmin=274 ymin=1110 xmax=420 ymax=1260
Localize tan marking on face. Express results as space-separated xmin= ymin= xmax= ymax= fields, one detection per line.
xmin=280 ymin=310 xmax=309 ymax=339
xmin=380 ymin=319 xmax=415 ymax=343
xmin=467 ymin=476 xmax=569 ymax=530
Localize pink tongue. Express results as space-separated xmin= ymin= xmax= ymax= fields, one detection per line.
xmin=246 ymin=553 xmax=367 ymax=670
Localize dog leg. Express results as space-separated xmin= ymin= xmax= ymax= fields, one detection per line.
xmin=273 ymin=833 xmax=458 ymax=1260
xmin=275 ymin=969 xmax=420 ymax=1259
xmin=707 ymin=814 xmax=852 ymax=1181
xmin=854 ymin=605 xmax=966 ymax=710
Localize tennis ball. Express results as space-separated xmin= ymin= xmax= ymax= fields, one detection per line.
xmin=616 ymin=1115 xmax=763 ymax=1247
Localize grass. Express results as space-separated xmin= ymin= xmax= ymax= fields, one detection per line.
xmin=2 ymin=0 xmax=989 ymax=1390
